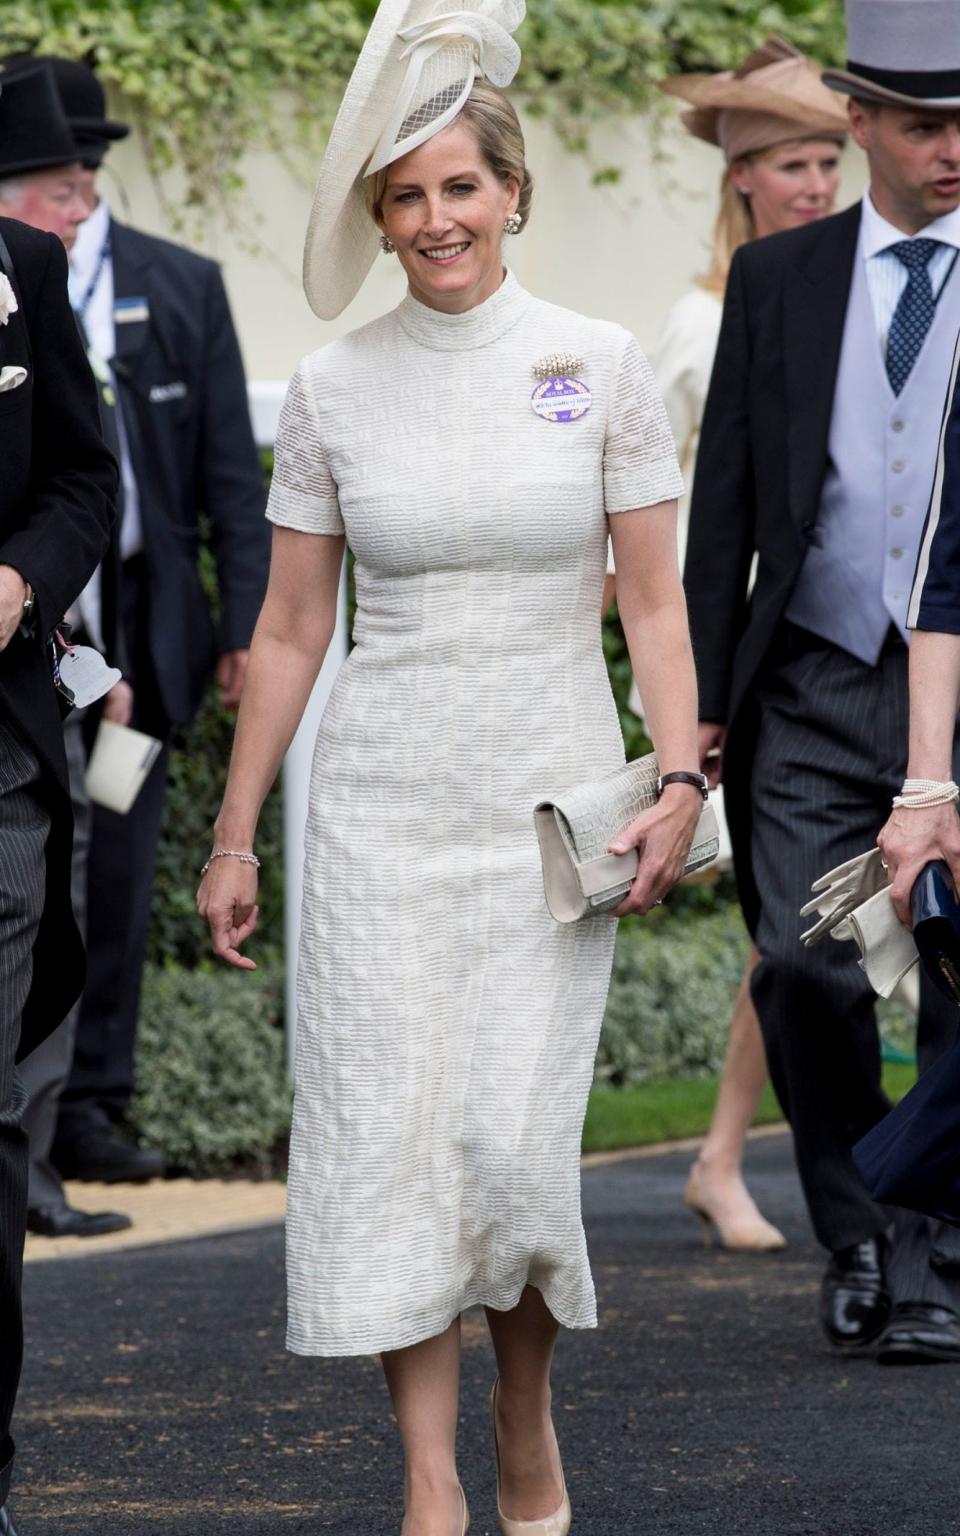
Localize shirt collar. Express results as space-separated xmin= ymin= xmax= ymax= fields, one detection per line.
xmin=861 ymin=188 xmax=960 ymax=258
xmin=69 ymin=197 xmax=111 ymax=290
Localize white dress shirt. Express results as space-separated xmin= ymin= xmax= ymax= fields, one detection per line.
xmin=70 ymin=198 xmax=143 ymax=561
xmin=861 ymin=189 xmax=960 ymax=351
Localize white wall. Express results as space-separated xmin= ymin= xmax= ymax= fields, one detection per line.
xmin=102 ymin=101 xmax=867 ymax=386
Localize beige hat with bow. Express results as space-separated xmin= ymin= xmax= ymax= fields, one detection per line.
xmin=661 ymin=36 xmax=849 ymax=163
xmin=302 ymin=0 xmax=525 ymax=321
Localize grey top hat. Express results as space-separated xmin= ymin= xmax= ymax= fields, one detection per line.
xmin=823 ymin=0 xmax=960 ymax=109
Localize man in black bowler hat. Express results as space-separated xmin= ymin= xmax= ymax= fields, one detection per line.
xmin=18 ymin=55 xmax=270 ymax=1187
xmin=0 ymin=63 xmax=117 ymax=1536
xmin=0 ymin=54 xmax=133 ymax=1238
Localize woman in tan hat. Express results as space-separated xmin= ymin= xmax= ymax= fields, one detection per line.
xmin=197 ymin=1 xmax=704 ymax=1531
xmin=658 ymin=37 xmax=848 ymax=1253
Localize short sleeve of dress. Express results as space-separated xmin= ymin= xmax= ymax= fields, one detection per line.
xmin=265 ymin=362 xmax=344 ymax=536
xmin=604 ymin=334 xmax=685 ymax=515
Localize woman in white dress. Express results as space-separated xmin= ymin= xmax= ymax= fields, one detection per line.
xmin=199 ymin=4 xmax=702 ymax=1532
xmin=657 ymin=39 xmax=848 ymax=1250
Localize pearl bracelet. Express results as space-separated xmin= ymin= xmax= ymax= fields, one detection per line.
xmin=892 ymin=779 xmax=960 ymax=810
xmin=199 ymin=848 xmax=261 ymax=878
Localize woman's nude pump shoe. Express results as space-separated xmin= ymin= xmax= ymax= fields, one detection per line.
xmin=459 ymin=1483 xmax=470 ymax=1535
xmin=491 ymin=1380 xmax=572 ymax=1536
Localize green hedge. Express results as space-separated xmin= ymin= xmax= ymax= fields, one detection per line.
xmin=129 ymin=963 xmax=291 ymax=1174
xmin=0 ymin=1 xmax=846 ymax=224
xmin=598 ymin=894 xmax=751 ymax=1085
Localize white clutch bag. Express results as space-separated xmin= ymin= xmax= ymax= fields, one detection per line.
xmin=534 ymin=753 xmax=720 ymax=923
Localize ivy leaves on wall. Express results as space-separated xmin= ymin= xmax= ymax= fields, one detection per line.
xmin=0 ymin=0 xmax=845 ymax=220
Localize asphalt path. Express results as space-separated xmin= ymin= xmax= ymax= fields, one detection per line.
xmin=12 ymin=1132 xmax=960 ymax=1536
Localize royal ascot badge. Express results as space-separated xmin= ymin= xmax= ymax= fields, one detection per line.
xmin=531 ymin=352 xmax=591 ymax=423
xmin=531 ymin=375 xmax=592 ymax=423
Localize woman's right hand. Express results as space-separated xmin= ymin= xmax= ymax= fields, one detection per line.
xmin=197 ymin=858 xmax=260 ymax=970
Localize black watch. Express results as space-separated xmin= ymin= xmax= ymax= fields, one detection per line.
xmin=658 ymin=770 xmax=709 ymax=802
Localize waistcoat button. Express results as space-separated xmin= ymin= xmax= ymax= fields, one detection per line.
xmin=891 ymin=547 xmax=903 ymax=559
xmin=892 ymin=419 xmax=905 ymax=432
xmin=891 ymin=504 xmax=905 ymax=517
xmin=892 ymin=460 xmax=906 ymax=472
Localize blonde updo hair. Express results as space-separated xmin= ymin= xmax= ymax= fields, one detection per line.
xmin=365 ymin=79 xmax=534 ymax=229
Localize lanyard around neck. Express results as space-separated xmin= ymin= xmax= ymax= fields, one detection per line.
xmin=75 ymin=235 xmax=111 ymax=321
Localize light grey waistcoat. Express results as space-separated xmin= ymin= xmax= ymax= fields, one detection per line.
xmin=787 ymin=238 xmax=960 ymax=665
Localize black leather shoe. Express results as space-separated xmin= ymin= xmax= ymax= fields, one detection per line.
xmin=27 ymin=1202 xmax=132 ymax=1238
xmin=51 ymin=1131 xmax=165 ymax=1184
xmin=820 ymin=1235 xmax=890 ymax=1351
xmin=0 ymin=1502 xmax=20 ymax=1535
xmin=877 ymin=1302 xmax=960 ymax=1365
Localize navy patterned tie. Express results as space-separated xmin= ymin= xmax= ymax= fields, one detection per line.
xmin=886 ymin=238 xmax=941 ymax=395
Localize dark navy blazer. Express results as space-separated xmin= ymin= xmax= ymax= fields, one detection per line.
xmin=910 ymin=338 xmax=960 ymax=634
xmin=109 ymin=218 xmax=270 ymax=728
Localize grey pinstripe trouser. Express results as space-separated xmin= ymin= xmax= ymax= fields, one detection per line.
xmin=751 ymin=630 xmax=960 ymax=1306
xmin=20 ymin=711 xmax=90 ymax=1211
xmin=0 ymin=718 xmax=49 ymax=1505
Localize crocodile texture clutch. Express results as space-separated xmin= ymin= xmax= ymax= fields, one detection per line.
xmin=534 ymin=753 xmax=720 ymax=923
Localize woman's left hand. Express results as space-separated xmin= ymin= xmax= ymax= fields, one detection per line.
xmin=610 ymin=786 xmax=703 ymax=917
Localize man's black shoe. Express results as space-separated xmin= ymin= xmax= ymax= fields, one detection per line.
xmin=820 ymin=1235 xmax=890 ymax=1351
xmin=0 ymin=1503 xmax=20 ymax=1535
xmin=877 ymin=1302 xmax=960 ymax=1365
xmin=51 ymin=1131 xmax=165 ymax=1184
xmin=27 ymin=1202 xmax=132 ymax=1238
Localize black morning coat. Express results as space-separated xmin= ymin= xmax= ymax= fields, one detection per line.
xmin=0 ymin=218 xmax=117 ymax=1060
xmin=683 ymin=203 xmax=865 ymax=934
xmin=107 ymin=218 xmax=269 ymax=729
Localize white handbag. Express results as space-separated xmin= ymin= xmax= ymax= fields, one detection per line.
xmin=534 ymin=753 xmax=720 ymax=923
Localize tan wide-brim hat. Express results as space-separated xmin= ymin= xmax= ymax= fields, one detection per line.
xmin=822 ymin=0 xmax=960 ymax=109
xmin=303 ymin=0 xmax=524 ymax=321
xmin=661 ymin=35 xmax=849 ymax=162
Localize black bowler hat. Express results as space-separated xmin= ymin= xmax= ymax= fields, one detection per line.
xmin=2 ymin=54 xmax=128 ymax=168
xmin=0 ymin=63 xmax=80 ymax=179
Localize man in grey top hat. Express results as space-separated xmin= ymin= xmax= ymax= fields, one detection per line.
xmin=685 ymin=0 xmax=960 ymax=1364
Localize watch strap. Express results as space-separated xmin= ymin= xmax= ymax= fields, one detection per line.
xmin=658 ymin=770 xmax=709 ymax=801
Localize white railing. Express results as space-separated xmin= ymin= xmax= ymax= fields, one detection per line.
xmin=249 ymin=382 xmax=349 ymax=1068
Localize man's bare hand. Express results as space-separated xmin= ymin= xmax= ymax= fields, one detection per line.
xmin=216 ymin=649 xmax=249 ymax=712
xmin=698 ymin=722 xmax=726 ymax=789
xmin=878 ymin=803 xmax=960 ymax=925
xmin=102 ymin=679 xmax=134 ymax=726
xmin=0 ymin=565 xmax=27 ymax=652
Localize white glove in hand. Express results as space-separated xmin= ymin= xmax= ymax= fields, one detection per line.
xmin=845 ymin=887 xmax=919 ymax=1000
xmin=799 ymin=848 xmax=889 ymax=946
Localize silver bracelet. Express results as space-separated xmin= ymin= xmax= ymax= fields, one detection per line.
xmin=199 ymin=847 xmax=261 ymax=878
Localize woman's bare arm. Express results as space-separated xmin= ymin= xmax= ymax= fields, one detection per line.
xmin=608 ymin=501 xmax=702 ymax=914
xmin=198 ymin=525 xmax=345 ymax=967
xmin=878 ymin=630 xmax=960 ymax=922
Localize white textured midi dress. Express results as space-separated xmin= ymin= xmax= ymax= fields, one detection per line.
xmin=267 ymin=273 xmax=683 ymax=1357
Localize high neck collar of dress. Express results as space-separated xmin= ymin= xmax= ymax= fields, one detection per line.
xmin=396 ymin=269 xmax=530 ymax=351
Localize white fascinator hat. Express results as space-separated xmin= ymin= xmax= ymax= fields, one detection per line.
xmin=303 ymin=0 xmax=525 ymax=320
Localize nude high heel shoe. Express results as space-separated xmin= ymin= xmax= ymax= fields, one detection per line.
xmin=458 ymin=1482 xmax=470 ymax=1535
xmin=684 ymin=1163 xmax=787 ymax=1252
xmin=491 ymin=1380 xmax=572 ymax=1536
